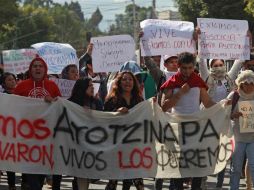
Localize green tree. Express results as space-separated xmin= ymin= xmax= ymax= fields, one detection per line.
xmin=0 ymin=0 xmax=20 ymax=49
xmin=108 ymin=4 xmax=152 ymax=36
xmin=88 ymin=8 xmax=103 ymax=29
xmin=24 ymin=0 xmax=53 ymax=8
xmin=174 ymin=0 xmax=252 ymax=24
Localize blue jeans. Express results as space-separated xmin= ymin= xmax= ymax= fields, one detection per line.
xmin=230 ymin=142 xmax=254 ymax=190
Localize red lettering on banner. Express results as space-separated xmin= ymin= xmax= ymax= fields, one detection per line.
xmin=0 ymin=141 xmax=54 ymax=169
xmin=18 ymin=119 xmax=34 ymax=139
xmin=5 ymin=143 xmax=16 ymax=161
xmin=130 ymin=148 xmax=143 ymax=168
xmin=0 ymin=116 xmax=17 ymax=137
xmin=118 ymin=147 xmax=153 ymax=169
xmin=34 ymin=119 xmax=50 ymax=140
xmin=142 ymin=147 xmax=153 ymax=168
xmin=43 ymin=144 xmax=54 ymax=169
xmin=0 ymin=114 xmax=51 ymax=140
xmin=29 ymin=145 xmax=42 ymax=163
xmin=17 ymin=143 xmax=29 ymax=162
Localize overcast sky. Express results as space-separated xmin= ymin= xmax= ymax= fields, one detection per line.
xmin=54 ymin=0 xmax=177 ymax=31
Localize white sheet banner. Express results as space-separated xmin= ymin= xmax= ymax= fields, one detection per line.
xmin=91 ymin=35 xmax=135 ymax=72
xmin=49 ymin=78 xmax=76 ymax=98
xmin=140 ymin=19 xmax=196 ymax=56
xmin=31 ymin=42 xmax=78 ymax=74
xmin=197 ymin=18 xmax=250 ymax=60
xmin=0 ymin=94 xmax=232 ymax=179
xmin=2 ymin=49 xmax=37 ymax=74
xmin=238 ymin=100 xmax=254 ymax=133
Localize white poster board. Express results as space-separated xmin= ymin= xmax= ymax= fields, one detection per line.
xmin=91 ymin=35 xmax=135 ymax=72
xmin=50 ymin=78 xmax=76 ymax=98
xmin=31 ymin=42 xmax=78 ymax=74
xmin=197 ymin=18 xmax=250 ymax=60
xmin=238 ymin=100 xmax=254 ymax=133
xmin=140 ymin=19 xmax=196 ymax=56
xmin=2 ymin=49 xmax=37 ymax=74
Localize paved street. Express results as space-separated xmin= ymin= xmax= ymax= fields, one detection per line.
xmin=0 ymin=167 xmax=249 ymax=190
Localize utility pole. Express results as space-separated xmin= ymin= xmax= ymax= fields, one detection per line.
xmin=132 ymin=0 xmax=136 ymax=43
xmin=151 ymin=0 xmax=157 ymax=19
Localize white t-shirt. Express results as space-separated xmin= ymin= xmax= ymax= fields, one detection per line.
xmin=212 ymin=79 xmax=228 ymax=102
xmin=164 ymin=70 xmax=177 ymax=80
xmin=172 ymin=87 xmax=200 ymax=114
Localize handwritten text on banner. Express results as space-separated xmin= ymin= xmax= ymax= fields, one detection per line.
xmin=0 ymin=94 xmax=232 ymax=178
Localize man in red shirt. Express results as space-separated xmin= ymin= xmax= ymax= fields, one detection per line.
xmin=14 ymin=55 xmax=61 ymax=190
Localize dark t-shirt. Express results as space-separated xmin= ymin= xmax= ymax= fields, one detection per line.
xmin=104 ymin=96 xmax=143 ymax=111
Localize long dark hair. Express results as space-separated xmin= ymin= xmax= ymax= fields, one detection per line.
xmin=1 ymin=72 xmax=16 ymax=89
xmin=68 ymin=78 xmax=92 ymax=106
xmin=106 ymin=71 xmax=142 ymax=103
xmin=61 ymin=64 xmax=78 ymax=79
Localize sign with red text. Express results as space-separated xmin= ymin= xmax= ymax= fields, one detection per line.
xmin=0 ymin=94 xmax=232 ymax=178
xmin=2 ymin=49 xmax=37 ymax=74
xmin=91 ymin=35 xmax=135 ymax=72
xmin=239 ymin=101 xmax=254 ymax=133
xmin=197 ymin=18 xmax=250 ymax=60
xmin=140 ymin=19 xmax=196 ymax=56
xmin=31 ymin=42 xmax=78 ymax=74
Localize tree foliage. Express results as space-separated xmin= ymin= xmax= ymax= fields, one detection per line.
xmin=108 ymin=4 xmax=152 ymax=37
xmin=174 ymin=0 xmax=252 ymax=24
xmin=0 ymin=0 xmax=104 ymax=55
xmin=174 ymin=0 xmax=254 ymax=38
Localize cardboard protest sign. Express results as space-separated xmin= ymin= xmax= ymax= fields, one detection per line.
xmin=197 ymin=18 xmax=250 ymax=60
xmin=31 ymin=42 xmax=78 ymax=74
xmin=238 ymin=101 xmax=254 ymax=133
xmin=0 ymin=94 xmax=232 ymax=178
xmin=2 ymin=49 xmax=37 ymax=74
xmin=140 ymin=19 xmax=196 ymax=56
xmin=91 ymin=35 xmax=135 ymax=72
xmin=50 ymin=78 xmax=75 ymax=98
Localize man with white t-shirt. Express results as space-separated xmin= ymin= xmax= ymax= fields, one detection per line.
xmin=160 ymin=52 xmax=215 ymax=190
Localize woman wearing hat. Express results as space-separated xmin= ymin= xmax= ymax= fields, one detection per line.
xmin=229 ymin=70 xmax=254 ymax=190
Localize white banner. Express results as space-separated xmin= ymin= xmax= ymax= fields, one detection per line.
xmin=197 ymin=18 xmax=250 ymax=60
xmin=140 ymin=19 xmax=196 ymax=56
xmin=2 ymin=49 xmax=37 ymax=74
xmin=91 ymin=35 xmax=135 ymax=72
xmin=238 ymin=100 xmax=254 ymax=133
xmin=0 ymin=94 xmax=232 ymax=178
xmin=31 ymin=42 xmax=78 ymax=74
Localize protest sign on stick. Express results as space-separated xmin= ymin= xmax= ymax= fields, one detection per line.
xmin=140 ymin=19 xmax=195 ymax=56
xmin=197 ymin=18 xmax=250 ymax=60
xmin=50 ymin=78 xmax=75 ymax=98
xmin=239 ymin=101 xmax=254 ymax=133
xmin=2 ymin=49 xmax=37 ymax=74
xmin=31 ymin=42 xmax=78 ymax=74
xmin=91 ymin=35 xmax=135 ymax=72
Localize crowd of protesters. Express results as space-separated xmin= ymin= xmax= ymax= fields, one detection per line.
xmin=0 ymin=26 xmax=254 ymax=190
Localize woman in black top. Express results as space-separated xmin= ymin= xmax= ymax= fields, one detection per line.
xmin=104 ymin=71 xmax=144 ymax=190
xmin=68 ymin=78 xmax=103 ymax=190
